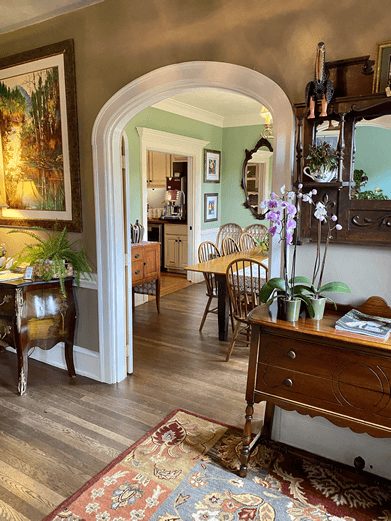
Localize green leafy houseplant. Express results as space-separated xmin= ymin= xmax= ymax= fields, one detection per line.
xmin=352 ymin=169 xmax=389 ymax=200
xmin=259 ymin=275 xmax=315 ymax=317
xmin=306 ymin=142 xmax=338 ymax=173
xmin=9 ymin=228 xmax=92 ymax=295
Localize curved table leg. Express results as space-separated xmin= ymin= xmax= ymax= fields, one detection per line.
xmin=17 ymin=348 xmax=28 ymax=396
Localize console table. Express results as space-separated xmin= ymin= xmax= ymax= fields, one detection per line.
xmin=239 ymin=296 xmax=391 ymax=477
xmin=0 ymin=277 xmax=77 ymax=395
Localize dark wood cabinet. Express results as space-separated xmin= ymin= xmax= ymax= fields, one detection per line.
xmin=239 ymin=297 xmax=391 ymax=477
xmin=294 ymin=57 xmax=391 ymax=246
xmin=0 ymin=278 xmax=76 ymax=395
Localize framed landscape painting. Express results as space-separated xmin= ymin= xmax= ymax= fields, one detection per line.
xmin=204 ymin=193 xmax=218 ymax=222
xmin=204 ymin=149 xmax=221 ymax=183
xmin=0 ymin=40 xmax=82 ymax=231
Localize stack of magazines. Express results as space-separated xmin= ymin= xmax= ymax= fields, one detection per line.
xmin=335 ymin=309 xmax=391 ymax=340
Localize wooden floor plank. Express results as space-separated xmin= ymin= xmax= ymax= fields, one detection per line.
xmin=0 ymin=282 xmax=254 ymax=520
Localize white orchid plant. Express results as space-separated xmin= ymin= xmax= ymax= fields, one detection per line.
xmin=259 ymin=185 xmax=350 ymax=313
xmin=296 ymin=191 xmax=350 ymax=302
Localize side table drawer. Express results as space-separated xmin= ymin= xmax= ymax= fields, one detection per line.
xmin=258 ymin=333 xmax=391 ymax=390
xmin=256 ymin=362 xmax=391 ymax=426
xmin=132 ymin=260 xmax=144 ymax=283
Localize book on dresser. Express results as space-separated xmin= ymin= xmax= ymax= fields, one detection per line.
xmin=335 ymin=309 xmax=391 ymax=340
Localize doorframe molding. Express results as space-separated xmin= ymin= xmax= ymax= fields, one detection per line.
xmin=136 ymin=126 xmax=209 ymax=282
xmin=92 ymin=61 xmax=294 ymax=384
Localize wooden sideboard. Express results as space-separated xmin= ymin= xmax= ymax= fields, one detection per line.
xmin=0 ymin=278 xmax=76 ymax=396
xmin=239 ymin=297 xmax=391 ymax=477
xmin=131 ymin=242 xmax=161 ymax=313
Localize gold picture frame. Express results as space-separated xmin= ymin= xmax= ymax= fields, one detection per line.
xmin=373 ymin=41 xmax=391 ymax=93
xmin=0 ymin=40 xmax=82 ymax=231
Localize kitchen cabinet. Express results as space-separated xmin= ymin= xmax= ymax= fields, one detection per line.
xmin=147 ymin=151 xmax=171 ymax=188
xmin=164 ymin=224 xmax=188 ymax=271
xmin=131 ymin=242 xmax=160 ymax=313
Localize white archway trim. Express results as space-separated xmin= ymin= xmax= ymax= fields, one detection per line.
xmin=136 ymin=127 xmax=209 ymax=281
xmin=92 ymin=61 xmax=294 ymax=384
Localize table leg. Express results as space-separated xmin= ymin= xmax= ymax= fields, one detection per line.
xmin=216 ymin=274 xmax=229 ymax=341
xmin=17 ymin=347 xmax=28 ymax=396
xmin=239 ymin=402 xmax=254 ymax=477
xmin=155 ymin=278 xmax=161 ymax=314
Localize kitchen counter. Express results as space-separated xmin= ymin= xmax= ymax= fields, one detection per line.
xmin=148 ymin=219 xmax=187 ymax=225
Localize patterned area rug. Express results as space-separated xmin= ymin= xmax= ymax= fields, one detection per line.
xmin=44 ymin=409 xmax=391 ymax=521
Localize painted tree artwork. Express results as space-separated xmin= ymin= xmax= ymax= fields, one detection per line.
xmin=0 ymin=40 xmax=81 ymax=231
xmin=0 ymin=66 xmax=65 ymax=211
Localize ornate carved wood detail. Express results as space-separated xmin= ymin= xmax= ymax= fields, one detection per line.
xmin=351 ymin=214 xmax=391 ymax=228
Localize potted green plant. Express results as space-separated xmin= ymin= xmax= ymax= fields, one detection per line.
xmin=304 ymin=141 xmax=338 ymax=182
xmin=9 ymin=228 xmax=92 ymax=295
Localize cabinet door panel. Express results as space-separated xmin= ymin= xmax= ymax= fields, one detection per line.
xmin=148 ymin=151 xmax=170 ymax=188
xmin=144 ymin=247 xmax=159 ymax=278
xmin=178 ymin=238 xmax=188 ymax=269
xmin=165 ymin=236 xmax=178 ymax=268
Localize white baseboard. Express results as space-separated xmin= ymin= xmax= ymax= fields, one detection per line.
xmin=272 ymin=408 xmax=391 ymax=480
xmin=6 ymin=343 xmax=101 ymax=382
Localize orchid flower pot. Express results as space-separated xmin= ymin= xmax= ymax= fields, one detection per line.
xmin=278 ymin=297 xmax=301 ymax=322
xmin=309 ymin=296 xmax=327 ymax=320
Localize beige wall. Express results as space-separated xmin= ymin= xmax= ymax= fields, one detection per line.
xmin=0 ymin=0 xmax=389 ymax=355
xmin=0 ymin=0 xmax=388 ymax=262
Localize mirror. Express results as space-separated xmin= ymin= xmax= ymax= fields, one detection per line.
xmin=242 ymin=137 xmax=273 ymax=219
xmin=351 ymin=116 xmax=391 ymax=200
xmin=315 ymin=119 xmax=340 ymax=149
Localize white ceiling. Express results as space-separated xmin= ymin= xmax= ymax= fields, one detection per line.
xmin=153 ymin=88 xmax=272 ymax=128
xmin=0 ymin=0 xmax=103 ymax=34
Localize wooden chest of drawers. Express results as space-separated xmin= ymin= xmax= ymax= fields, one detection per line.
xmin=131 ymin=242 xmax=161 ymax=313
xmin=239 ymin=297 xmax=391 ymax=477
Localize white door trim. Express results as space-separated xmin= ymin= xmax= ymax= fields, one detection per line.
xmin=92 ymin=61 xmax=294 ymax=384
xmin=137 ymin=126 xmax=209 ymax=282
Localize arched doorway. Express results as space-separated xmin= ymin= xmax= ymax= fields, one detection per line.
xmin=92 ymin=61 xmax=294 ymax=384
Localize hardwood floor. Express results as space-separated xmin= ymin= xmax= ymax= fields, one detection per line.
xmin=0 ymin=282 xmax=255 ymax=520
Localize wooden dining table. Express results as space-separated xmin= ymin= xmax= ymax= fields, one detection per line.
xmin=186 ymin=251 xmax=268 ymax=341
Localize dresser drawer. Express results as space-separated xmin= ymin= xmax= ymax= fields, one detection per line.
xmin=132 ymin=260 xmax=144 ymax=283
xmin=258 ymin=333 xmax=391 ymax=392
xmin=256 ymin=363 xmax=391 ymax=424
xmin=132 ymin=248 xmax=143 ymax=261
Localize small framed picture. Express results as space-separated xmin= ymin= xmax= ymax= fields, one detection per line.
xmin=373 ymin=41 xmax=391 ymax=93
xmin=23 ymin=266 xmax=34 ymax=280
xmin=204 ymin=149 xmax=221 ymax=183
xmin=204 ymin=193 xmax=218 ymax=222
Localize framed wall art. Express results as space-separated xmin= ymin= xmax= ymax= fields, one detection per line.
xmin=204 ymin=193 xmax=218 ymax=222
xmin=0 ymin=40 xmax=82 ymax=231
xmin=373 ymin=41 xmax=391 ymax=93
xmin=204 ymin=149 xmax=221 ymax=183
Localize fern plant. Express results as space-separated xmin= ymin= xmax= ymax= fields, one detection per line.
xmin=9 ymin=228 xmax=92 ymax=295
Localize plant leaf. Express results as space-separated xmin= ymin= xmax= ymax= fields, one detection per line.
xmin=318 ymin=281 xmax=351 ymax=294
xmin=290 ymin=276 xmax=311 ymax=285
xmin=267 ymin=277 xmax=286 ymax=291
xmin=259 ymin=283 xmax=275 ymax=303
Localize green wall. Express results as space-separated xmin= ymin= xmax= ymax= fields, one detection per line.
xmin=125 ymin=108 xmax=270 ymax=230
xmin=221 ymin=125 xmax=271 ymax=228
xmin=125 ymin=107 xmax=222 ymax=229
xmin=355 ymin=126 xmax=391 ymax=197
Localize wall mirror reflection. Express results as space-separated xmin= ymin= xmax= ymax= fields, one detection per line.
xmin=351 ymin=116 xmax=391 ymax=200
xmin=242 ymin=137 xmax=273 ymax=219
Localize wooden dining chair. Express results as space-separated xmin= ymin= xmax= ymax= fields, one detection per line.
xmin=239 ymin=232 xmax=257 ymax=251
xmin=225 ymin=258 xmax=268 ymax=361
xmin=222 ymin=236 xmax=240 ymax=256
xmin=216 ymin=223 xmax=242 ymax=251
xmin=244 ymin=223 xmax=268 ymax=244
xmin=198 ymin=241 xmax=221 ymax=332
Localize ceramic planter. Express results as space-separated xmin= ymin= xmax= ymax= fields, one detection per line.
xmin=278 ymin=297 xmax=301 ymax=322
xmin=309 ymin=296 xmax=327 ymax=320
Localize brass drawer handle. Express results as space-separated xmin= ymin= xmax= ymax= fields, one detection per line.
xmin=287 ymin=350 xmax=296 ymax=359
xmin=134 ymin=253 xmax=140 ymax=259
xmin=134 ymin=270 xmax=141 ymax=275
xmin=283 ymin=378 xmax=293 ymax=387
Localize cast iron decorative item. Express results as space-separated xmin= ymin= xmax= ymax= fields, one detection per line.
xmin=204 ymin=149 xmax=221 ymax=183
xmin=305 ymin=42 xmax=334 ymax=119
xmin=0 ymin=40 xmax=82 ymax=231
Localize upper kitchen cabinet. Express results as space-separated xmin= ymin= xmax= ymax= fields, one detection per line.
xmin=147 ymin=150 xmax=171 ymax=188
xmin=294 ymin=56 xmax=391 ymax=246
